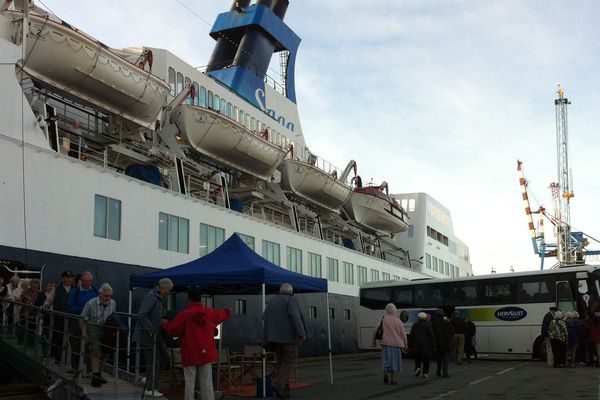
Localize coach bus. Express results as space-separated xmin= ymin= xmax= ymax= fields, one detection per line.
xmin=358 ymin=265 xmax=600 ymax=358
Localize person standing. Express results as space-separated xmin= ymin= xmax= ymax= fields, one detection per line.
xmin=51 ymin=271 xmax=73 ymax=363
xmin=411 ymin=312 xmax=435 ymax=378
xmin=432 ymin=309 xmax=454 ymax=378
xmin=541 ymin=306 xmax=557 ymax=366
xmin=162 ymin=290 xmax=231 ymax=400
xmin=548 ymin=311 xmax=568 ymax=367
xmin=133 ymin=278 xmax=173 ymax=398
xmin=263 ymin=283 xmax=308 ymax=399
xmin=587 ymin=309 xmax=600 ymax=366
xmin=450 ymin=311 xmax=466 ymax=364
xmin=80 ymin=283 xmax=116 ymax=387
xmin=67 ymin=271 xmax=98 ymax=372
xmin=370 ymin=303 xmax=407 ymax=385
xmin=464 ymin=316 xmax=478 ymax=363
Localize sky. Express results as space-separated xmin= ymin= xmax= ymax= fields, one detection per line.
xmin=39 ymin=0 xmax=600 ymax=275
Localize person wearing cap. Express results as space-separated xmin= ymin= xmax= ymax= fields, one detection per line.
xmin=541 ymin=306 xmax=558 ymax=367
xmin=51 ymin=271 xmax=73 ymax=363
xmin=133 ymin=277 xmax=173 ymax=398
xmin=163 ymin=289 xmax=231 ymax=400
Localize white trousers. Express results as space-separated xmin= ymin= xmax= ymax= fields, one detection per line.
xmin=183 ymin=363 xmax=214 ymax=400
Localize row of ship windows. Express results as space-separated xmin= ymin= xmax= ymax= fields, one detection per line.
xmin=167 ymin=68 xmax=300 ymax=156
xmin=427 ymin=225 xmax=449 ymax=246
xmin=232 ymin=299 xmax=351 ymax=320
xmin=94 ymin=195 xmax=402 ymax=285
xmin=425 ymin=253 xmax=459 ymax=277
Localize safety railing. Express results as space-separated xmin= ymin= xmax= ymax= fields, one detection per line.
xmin=0 ymin=300 xmax=163 ymax=397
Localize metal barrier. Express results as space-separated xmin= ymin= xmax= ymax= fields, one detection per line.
xmin=0 ymin=299 xmax=162 ymax=398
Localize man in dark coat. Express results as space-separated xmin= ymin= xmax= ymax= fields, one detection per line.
xmin=541 ymin=306 xmax=557 ymax=366
xmin=464 ymin=316 xmax=477 ymax=362
xmin=51 ymin=271 xmax=73 ymax=363
xmin=451 ymin=311 xmax=466 ymax=364
xmin=263 ymin=283 xmax=307 ymax=400
xmin=432 ymin=309 xmax=454 ymax=378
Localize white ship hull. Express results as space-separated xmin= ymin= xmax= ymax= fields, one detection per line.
xmin=11 ymin=11 xmax=170 ymax=127
xmin=344 ymin=191 xmax=409 ymax=236
xmin=172 ymin=105 xmax=288 ymax=180
xmin=280 ymin=159 xmax=352 ymax=212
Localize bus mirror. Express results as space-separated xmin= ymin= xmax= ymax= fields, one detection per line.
xmin=400 ymin=310 xmax=409 ymax=322
xmin=578 ymin=280 xmax=588 ymax=294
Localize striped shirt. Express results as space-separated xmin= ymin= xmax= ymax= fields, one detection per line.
xmin=81 ymin=297 xmax=116 ymax=325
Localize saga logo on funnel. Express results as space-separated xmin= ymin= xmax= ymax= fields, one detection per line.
xmin=495 ymin=307 xmax=527 ymax=321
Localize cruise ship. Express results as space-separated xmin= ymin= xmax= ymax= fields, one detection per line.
xmin=0 ymin=0 xmax=470 ymax=354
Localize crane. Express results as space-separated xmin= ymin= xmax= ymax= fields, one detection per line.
xmin=554 ymin=84 xmax=575 ymax=266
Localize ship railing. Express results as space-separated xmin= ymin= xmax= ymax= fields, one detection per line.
xmin=0 ymin=300 xmax=162 ymax=396
xmin=303 ymin=153 xmax=349 ymax=185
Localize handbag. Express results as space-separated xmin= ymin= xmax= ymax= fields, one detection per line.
xmin=374 ymin=316 xmax=384 ymax=340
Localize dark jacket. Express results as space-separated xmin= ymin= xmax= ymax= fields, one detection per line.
xmin=53 ymin=284 xmax=71 ymax=313
xmin=133 ymin=288 xmax=166 ymax=346
xmin=566 ymin=317 xmax=580 ymax=345
xmin=411 ymin=319 xmax=435 ymax=357
xmin=163 ymin=302 xmax=231 ymax=366
xmin=263 ymin=293 xmax=307 ymax=344
xmin=465 ymin=321 xmax=476 ymax=339
xmin=451 ymin=316 xmax=466 ymax=334
xmin=541 ymin=312 xmax=554 ymax=337
xmin=432 ymin=316 xmax=454 ymax=352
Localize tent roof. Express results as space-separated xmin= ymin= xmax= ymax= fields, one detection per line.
xmin=129 ymin=234 xmax=328 ymax=294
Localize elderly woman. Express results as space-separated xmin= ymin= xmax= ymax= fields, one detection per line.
xmin=411 ymin=312 xmax=436 ymax=378
xmin=372 ymin=303 xmax=407 ymax=385
xmin=548 ymin=310 xmax=568 ymax=367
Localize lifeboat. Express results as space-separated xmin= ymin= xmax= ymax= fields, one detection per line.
xmin=171 ymin=105 xmax=288 ymax=181
xmin=10 ymin=11 xmax=170 ymax=127
xmin=280 ymin=157 xmax=353 ymax=212
xmin=343 ymin=181 xmax=409 ymax=237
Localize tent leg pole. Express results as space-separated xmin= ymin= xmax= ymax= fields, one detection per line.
xmin=262 ymin=283 xmax=266 ymax=398
xmin=127 ymin=289 xmax=132 ymax=372
xmin=326 ymin=292 xmax=333 ymax=384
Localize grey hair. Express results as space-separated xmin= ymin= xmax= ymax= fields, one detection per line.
xmin=279 ymin=283 xmax=293 ymax=294
xmin=573 ymin=311 xmax=580 ymax=318
xmin=555 ymin=311 xmax=564 ymax=319
xmin=385 ymin=303 xmax=397 ymax=315
xmin=565 ymin=311 xmax=574 ymax=319
xmin=100 ymin=283 xmax=113 ymax=294
xmin=81 ymin=271 xmax=93 ymax=279
xmin=418 ymin=312 xmax=428 ymax=320
xmin=158 ymin=278 xmax=174 ymax=289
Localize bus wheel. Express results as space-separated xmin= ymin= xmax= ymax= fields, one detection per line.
xmin=533 ymin=337 xmax=547 ymax=361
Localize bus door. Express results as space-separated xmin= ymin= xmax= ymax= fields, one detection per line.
xmin=556 ymin=280 xmax=575 ymax=312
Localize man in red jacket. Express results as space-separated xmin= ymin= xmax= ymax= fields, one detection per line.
xmin=163 ymin=290 xmax=231 ymax=400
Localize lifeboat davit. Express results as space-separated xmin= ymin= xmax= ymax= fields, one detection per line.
xmin=280 ymin=157 xmax=353 ymax=212
xmin=11 ymin=11 xmax=170 ymax=127
xmin=171 ymin=105 xmax=288 ymax=181
xmin=343 ymin=181 xmax=409 ymax=237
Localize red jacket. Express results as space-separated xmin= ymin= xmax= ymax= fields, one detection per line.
xmin=162 ymin=302 xmax=231 ymax=366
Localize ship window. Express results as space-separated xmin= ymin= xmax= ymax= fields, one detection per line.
xmin=221 ymin=98 xmax=227 ymax=114
xmin=168 ymin=68 xmax=176 ymax=96
xmin=262 ymin=240 xmax=280 ymax=266
xmin=250 ymin=117 xmax=256 ymax=132
xmin=327 ymin=258 xmax=339 ymax=282
xmin=199 ymin=223 xmax=225 ymax=256
xmin=344 ymin=309 xmax=351 ymax=320
xmin=329 ymin=308 xmax=335 ymax=319
xmin=184 ymin=77 xmax=192 ymax=104
xmin=370 ymin=269 xmax=380 ymax=282
xmin=213 ymin=94 xmax=220 ymax=111
xmin=432 ymin=256 xmax=438 ymax=272
xmin=236 ymin=233 xmax=255 ymax=250
xmin=309 ymin=306 xmax=317 ymax=319
xmin=408 ymin=198 xmax=416 ymax=211
xmin=426 ymin=253 xmax=431 ymax=270
xmin=234 ymin=107 xmax=239 ymax=122
xmin=445 ymin=262 xmax=450 ymax=276
xmin=93 ymin=194 xmax=121 ymax=241
xmin=455 ymin=266 xmax=459 ymax=277
xmin=239 ymin=110 xmax=245 ymax=124
xmin=244 ymin=113 xmax=250 ymax=129
xmin=234 ymin=299 xmax=247 ymax=315
xmin=357 ymin=266 xmax=368 ymax=285
xmin=308 ymin=252 xmax=322 ymax=278
xmin=343 ymin=262 xmax=354 ymax=285
xmin=227 ymin=102 xmax=233 ymax=118
xmin=158 ymin=212 xmax=189 ymax=253
xmin=382 ymin=272 xmax=390 ymax=281
xmin=207 ymin=90 xmax=213 ymax=109
xmin=200 ymin=86 xmax=207 ymax=108
xmin=193 ymin=82 xmax=199 ymax=106
xmin=176 ymin=72 xmax=184 ymax=95
xmin=286 ymin=246 xmax=302 ymax=273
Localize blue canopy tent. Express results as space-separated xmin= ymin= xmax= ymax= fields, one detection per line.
xmin=128 ymin=234 xmax=333 ymax=394
xmin=129 ymin=234 xmax=327 ymax=294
